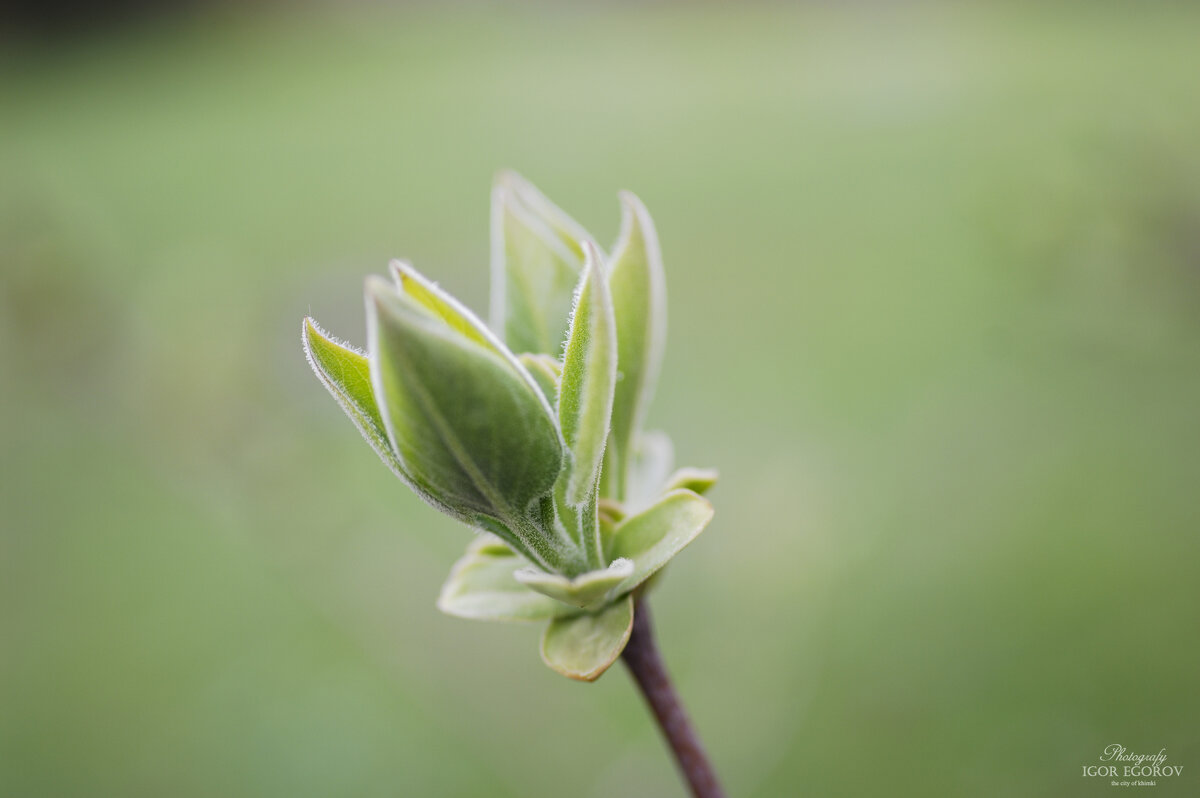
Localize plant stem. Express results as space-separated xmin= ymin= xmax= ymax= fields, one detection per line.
xmin=621 ymin=599 xmax=727 ymax=798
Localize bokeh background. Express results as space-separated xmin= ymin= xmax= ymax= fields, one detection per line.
xmin=3 ymin=3 xmax=1199 ymax=796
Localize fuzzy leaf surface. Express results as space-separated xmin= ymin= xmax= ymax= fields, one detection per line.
xmin=367 ymin=278 xmax=567 ymax=568
xmin=389 ymin=260 xmax=496 ymax=350
xmin=540 ymin=595 xmax=634 ymax=682
xmin=558 ymin=242 xmax=618 ymax=511
xmin=302 ymin=317 xmax=394 ymax=466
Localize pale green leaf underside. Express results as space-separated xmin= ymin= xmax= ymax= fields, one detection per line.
xmin=438 ymin=541 xmax=574 ymax=622
xmin=609 ymin=489 xmax=714 ymax=595
xmin=540 ymin=594 xmax=634 ymax=682
xmin=515 ymin=557 xmax=633 ymax=610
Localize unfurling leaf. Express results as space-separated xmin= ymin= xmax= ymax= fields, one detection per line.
xmin=515 ymin=558 xmax=633 ymax=610
xmin=540 ymin=595 xmax=634 ymax=681
xmin=608 ymin=489 xmax=713 ymax=594
xmin=302 ymin=174 xmax=719 ymax=691
xmin=605 ymin=192 xmax=667 ymax=502
xmin=366 ymin=276 xmax=570 ymax=570
xmin=490 ymin=172 xmax=590 ymax=355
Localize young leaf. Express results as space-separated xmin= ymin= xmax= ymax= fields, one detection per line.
xmin=438 ymin=541 xmax=575 ymax=623
xmin=498 ymin=170 xmax=590 ymax=260
xmin=467 ymin=532 xmax=516 ymax=557
xmin=388 ymin=260 xmax=496 ymax=351
xmin=558 ymin=242 xmax=618 ymax=509
xmin=662 ymin=467 xmax=719 ymax=497
xmin=515 ymin=558 xmax=633 ymax=611
xmin=302 ymin=317 xmax=394 ymax=467
xmin=609 ymin=489 xmax=713 ymax=596
xmin=605 ymin=192 xmax=667 ymax=501
xmin=489 ymin=174 xmax=588 ymax=355
xmin=366 ymin=278 xmax=568 ymax=570
xmin=540 ymin=594 xmax=634 ymax=682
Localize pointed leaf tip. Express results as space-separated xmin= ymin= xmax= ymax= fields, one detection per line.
xmin=301 ymin=315 xmax=398 ymax=475
xmin=490 ymin=172 xmax=591 ymax=355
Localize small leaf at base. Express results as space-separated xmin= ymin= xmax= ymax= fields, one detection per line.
xmin=610 ymin=489 xmax=714 ymax=596
xmin=515 ymin=558 xmax=633 ymax=610
xmin=662 ymin=467 xmax=719 ymax=496
xmin=438 ymin=543 xmax=575 ymax=623
xmin=540 ymin=595 xmax=634 ymax=682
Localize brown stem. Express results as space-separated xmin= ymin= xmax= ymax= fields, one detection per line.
xmin=621 ymin=599 xmax=727 ymax=798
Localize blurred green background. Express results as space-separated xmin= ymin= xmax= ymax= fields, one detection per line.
xmin=3 ymin=3 xmax=1199 ymax=796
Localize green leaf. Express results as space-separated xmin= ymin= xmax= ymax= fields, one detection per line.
xmin=490 ymin=172 xmax=589 ymax=355
xmin=518 ymin=353 xmax=562 ymax=409
xmin=389 ymin=260 xmax=496 ymax=351
xmin=558 ymin=242 xmax=618 ymax=511
xmin=467 ymin=532 xmax=515 ymax=557
xmin=438 ymin=540 xmax=575 ymax=622
xmin=515 ymin=558 xmax=633 ymax=610
xmin=497 ymin=170 xmax=590 ymax=262
xmin=662 ymin=467 xmax=719 ymax=497
xmin=302 ymin=317 xmax=393 ymax=464
xmin=605 ymin=192 xmax=667 ymax=501
xmin=609 ymin=489 xmax=713 ymax=595
xmin=367 ymin=277 xmax=572 ymax=571
xmin=540 ymin=595 xmax=634 ymax=682
xmin=303 ymin=317 xmax=462 ymax=519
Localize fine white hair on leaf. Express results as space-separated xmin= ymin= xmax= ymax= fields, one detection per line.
xmin=393 ymin=259 xmax=565 ymax=442
xmin=302 ymin=315 xmax=365 ymax=357
xmin=559 ymin=238 xmax=605 ymax=363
